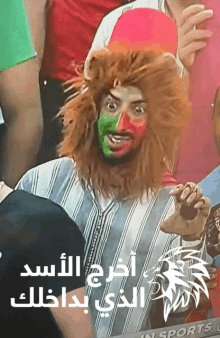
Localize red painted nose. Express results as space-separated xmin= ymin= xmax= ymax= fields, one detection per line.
xmin=116 ymin=112 xmax=130 ymax=131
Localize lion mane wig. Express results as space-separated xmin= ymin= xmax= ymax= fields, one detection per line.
xmin=58 ymin=45 xmax=191 ymax=200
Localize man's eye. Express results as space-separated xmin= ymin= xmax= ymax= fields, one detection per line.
xmin=134 ymin=105 xmax=146 ymax=116
xmin=107 ymin=101 xmax=117 ymax=111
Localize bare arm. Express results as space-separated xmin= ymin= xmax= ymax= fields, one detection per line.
xmin=50 ymin=287 xmax=95 ymax=338
xmin=0 ymin=59 xmax=43 ymax=187
xmin=24 ymin=0 xmax=47 ymax=69
xmin=0 ymin=0 xmax=47 ymax=187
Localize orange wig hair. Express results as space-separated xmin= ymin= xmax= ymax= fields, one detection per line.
xmin=58 ymin=47 xmax=190 ymax=200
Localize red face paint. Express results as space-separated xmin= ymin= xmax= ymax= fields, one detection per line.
xmin=113 ymin=112 xmax=147 ymax=157
xmin=98 ymin=86 xmax=148 ymax=160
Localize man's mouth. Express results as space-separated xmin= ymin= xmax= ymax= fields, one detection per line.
xmin=107 ymin=133 xmax=132 ymax=145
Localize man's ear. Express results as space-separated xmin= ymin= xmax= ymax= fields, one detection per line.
xmin=212 ymin=87 xmax=220 ymax=155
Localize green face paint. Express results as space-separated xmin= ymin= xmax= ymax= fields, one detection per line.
xmin=97 ymin=111 xmax=119 ymax=157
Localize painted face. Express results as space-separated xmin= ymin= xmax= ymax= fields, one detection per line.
xmin=97 ymin=86 xmax=148 ymax=160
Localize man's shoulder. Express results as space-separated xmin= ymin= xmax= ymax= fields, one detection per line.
xmin=33 ymin=157 xmax=75 ymax=174
xmin=17 ymin=157 xmax=76 ymax=192
xmin=16 ymin=157 xmax=85 ymax=220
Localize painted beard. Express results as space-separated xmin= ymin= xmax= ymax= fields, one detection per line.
xmin=97 ymin=141 xmax=136 ymax=166
xmin=71 ymin=119 xmax=164 ymax=201
xmin=96 ymin=136 xmax=162 ymax=200
xmin=96 ymin=119 xmax=138 ymax=166
xmin=62 ymin=109 xmax=166 ymax=200
xmin=59 ymin=112 xmax=167 ymax=200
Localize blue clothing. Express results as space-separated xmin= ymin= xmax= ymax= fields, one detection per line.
xmin=214 ymin=255 xmax=220 ymax=267
xmin=199 ymin=166 xmax=220 ymax=207
xmin=17 ymin=157 xmax=212 ymax=337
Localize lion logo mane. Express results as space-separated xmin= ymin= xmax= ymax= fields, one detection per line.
xmin=143 ymin=247 xmax=210 ymax=321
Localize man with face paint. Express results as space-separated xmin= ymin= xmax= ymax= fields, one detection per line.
xmin=98 ymin=86 xmax=148 ymax=162
xmin=17 ymin=8 xmax=212 ymax=337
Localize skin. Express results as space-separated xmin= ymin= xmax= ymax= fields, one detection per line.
xmin=0 ymin=0 xmax=47 ymax=187
xmin=160 ymin=182 xmax=211 ymax=238
xmin=166 ymin=0 xmax=214 ymax=72
xmin=160 ymin=182 xmax=213 ymax=302
xmin=51 ymin=287 xmax=94 ymax=338
xmin=98 ymin=86 xmax=148 ymax=160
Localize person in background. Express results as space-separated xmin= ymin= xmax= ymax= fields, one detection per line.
xmin=0 ymin=181 xmax=94 ymax=338
xmin=86 ymin=0 xmax=213 ymax=78
xmin=174 ymin=0 xmax=220 ymax=184
xmin=0 ymin=0 xmax=44 ymax=187
xmin=38 ymin=0 xmax=132 ymax=164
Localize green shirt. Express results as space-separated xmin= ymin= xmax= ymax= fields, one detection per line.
xmin=0 ymin=0 xmax=36 ymax=71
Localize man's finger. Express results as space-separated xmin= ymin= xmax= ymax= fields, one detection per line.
xmin=169 ymin=184 xmax=184 ymax=195
xmin=179 ymin=182 xmax=197 ymax=200
xmin=180 ymin=41 xmax=206 ymax=59
xmin=194 ymin=196 xmax=210 ymax=209
xmin=197 ymin=279 xmax=217 ymax=289
xmin=180 ymin=29 xmax=213 ymax=49
xmin=179 ymin=4 xmax=206 ymax=26
xmin=180 ymin=9 xmax=213 ymax=35
xmin=206 ymin=280 xmax=218 ymax=289
xmin=203 ymin=275 xmax=215 ymax=283
xmin=180 ymin=186 xmax=191 ymax=200
xmin=186 ymin=186 xmax=203 ymax=204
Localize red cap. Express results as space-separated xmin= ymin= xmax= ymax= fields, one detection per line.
xmin=109 ymin=8 xmax=178 ymax=55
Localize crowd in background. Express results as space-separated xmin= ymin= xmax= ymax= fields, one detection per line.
xmin=0 ymin=0 xmax=216 ymax=188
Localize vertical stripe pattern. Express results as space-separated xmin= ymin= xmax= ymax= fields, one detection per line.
xmin=16 ymin=157 xmax=209 ymax=337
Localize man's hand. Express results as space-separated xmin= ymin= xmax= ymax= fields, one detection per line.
xmin=160 ymin=182 xmax=211 ymax=237
xmin=196 ymin=267 xmax=216 ymax=305
xmin=185 ymin=267 xmax=216 ymax=322
xmin=204 ymin=267 xmax=217 ymax=289
xmin=177 ymin=4 xmax=213 ymax=72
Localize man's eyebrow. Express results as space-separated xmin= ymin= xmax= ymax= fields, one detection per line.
xmin=104 ymin=91 xmax=147 ymax=104
xmin=107 ymin=91 xmax=121 ymax=101
xmin=131 ymin=100 xmax=147 ymax=104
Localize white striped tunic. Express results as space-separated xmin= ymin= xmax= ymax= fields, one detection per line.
xmin=17 ymin=157 xmax=210 ymax=337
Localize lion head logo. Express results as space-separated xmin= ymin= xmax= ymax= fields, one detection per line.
xmin=143 ymin=247 xmax=210 ymax=321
